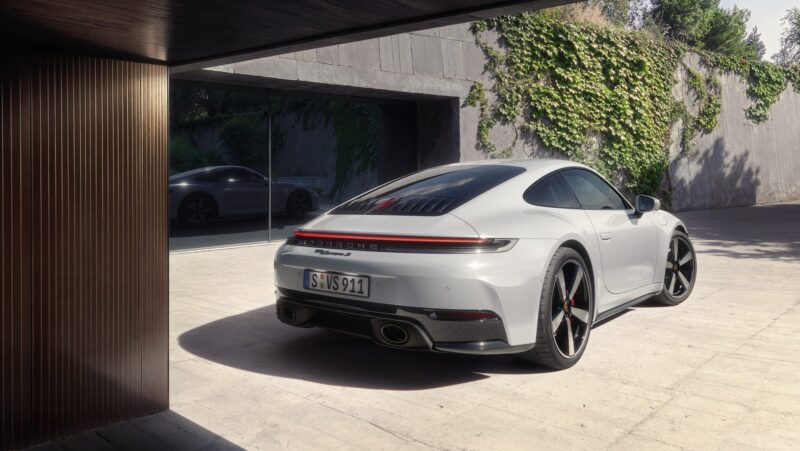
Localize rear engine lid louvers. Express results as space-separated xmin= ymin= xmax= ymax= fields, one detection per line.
xmin=334 ymin=195 xmax=461 ymax=216
xmin=330 ymin=164 xmax=525 ymax=216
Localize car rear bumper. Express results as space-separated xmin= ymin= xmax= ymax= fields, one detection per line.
xmin=276 ymin=290 xmax=534 ymax=355
xmin=274 ymin=239 xmax=558 ymax=346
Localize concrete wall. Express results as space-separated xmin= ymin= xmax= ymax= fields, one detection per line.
xmin=191 ymin=24 xmax=800 ymax=211
xmin=668 ymin=54 xmax=800 ymax=211
xmin=191 ymin=23 xmax=487 ymax=164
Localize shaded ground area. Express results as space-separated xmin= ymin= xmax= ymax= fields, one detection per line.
xmin=44 ymin=201 xmax=800 ymax=449
xmin=30 ymin=411 xmax=242 ymax=450
xmin=677 ymin=201 xmax=800 ymax=261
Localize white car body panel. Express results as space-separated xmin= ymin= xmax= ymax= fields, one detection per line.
xmin=302 ymin=212 xmax=479 ymax=238
xmin=584 ymin=209 xmax=660 ymax=295
xmin=274 ymin=159 xmax=689 ymax=352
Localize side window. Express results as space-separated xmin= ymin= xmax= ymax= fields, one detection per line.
xmin=195 ymin=170 xmax=226 ymax=183
xmin=524 ymin=173 xmax=581 ymax=209
xmin=561 ymin=169 xmax=629 ymax=210
xmin=195 ymin=169 xmax=241 ymax=183
xmin=232 ymin=169 xmax=263 ymax=182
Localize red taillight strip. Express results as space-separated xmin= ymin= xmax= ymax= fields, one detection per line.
xmin=293 ymin=230 xmax=488 ymax=244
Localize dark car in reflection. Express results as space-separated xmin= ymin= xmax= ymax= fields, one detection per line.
xmin=169 ymin=166 xmax=320 ymax=226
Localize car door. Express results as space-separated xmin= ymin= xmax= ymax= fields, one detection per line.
xmin=224 ymin=168 xmax=269 ymax=214
xmin=200 ymin=168 xmax=258 ymax=214
xmin=561 ymin=169 xmax=659 ymax=298
xmin=238 ymin=168 xmax=270 ymax=213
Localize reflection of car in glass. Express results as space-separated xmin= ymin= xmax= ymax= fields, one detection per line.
xmin=274 ymin=159 xmax=697 ymax=370
xmin=169 ymin=166 xmax=320 ymax=226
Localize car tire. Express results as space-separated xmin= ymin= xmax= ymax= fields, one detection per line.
xmin=286 ymin=190 xmax=311 ymax=218
xmin=652 ymin=230 xmax=697 ymax=306
xmin=516 ymin=247 xmax=594 ymax=370
xmin=178 ymin=193 xmax=217 ymax=227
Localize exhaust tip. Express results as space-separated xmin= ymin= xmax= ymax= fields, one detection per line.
xmin=379 ymin=323 xmax=409 ymax=345
xmin=279 ymin=305 xmax=297 ymax=324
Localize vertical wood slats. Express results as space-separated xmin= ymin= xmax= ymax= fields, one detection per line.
xmin=1 ymin=51 xmax=168 ymax=449
xmin=1 ymin=51 xmax=32 ymax=451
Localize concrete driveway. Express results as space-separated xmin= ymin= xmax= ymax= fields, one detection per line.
xmin=166 ymin=202 xmax=800 ymax=450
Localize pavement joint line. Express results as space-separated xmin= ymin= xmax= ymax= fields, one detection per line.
xmin=289 ymin=392 xmax=443 ymax=450
xmin=606 ymin=350 xmax=721 ymax=449
xmin=730 ymin=298 xmax=800 ymax=355
xmin=231 ymin=369 xmax=446 ymax=450
xmin=92 ymin=430 xmax=121 ymax=450
xmin=608 ymin=297 xmax=800 ymax=447
xmin=479 ymin=399 xmax=607 ymax=443
xmin=618 ymin=432 xmax=688 ymax=451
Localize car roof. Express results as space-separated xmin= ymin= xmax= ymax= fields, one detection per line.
xmin=170 ymin=165 xmax=260 ymax=179
xmin=443 ymin=158 xmax=588 ymax=172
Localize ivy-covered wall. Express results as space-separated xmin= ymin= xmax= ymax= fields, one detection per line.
xmin=464 ymin=14 xmax=800 ymax=210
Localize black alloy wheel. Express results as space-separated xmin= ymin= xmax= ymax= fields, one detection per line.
xmin=654 ymin=231 xmax=696 ymax=305
xmin=550 ymin=259 xmax=592 ymax=359
xmin=517 ymin=247 xmax=594 ymax=370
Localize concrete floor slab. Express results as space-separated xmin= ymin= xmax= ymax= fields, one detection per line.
xmin=42 ymin=202 xmax=800 ymax=449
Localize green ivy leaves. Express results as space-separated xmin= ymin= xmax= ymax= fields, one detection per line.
xmin=680 ymin=66 xmax=721 ymax=155
xmin=473 ymin=14 xmax=680 ymax=195
xmin=745 ymin=62 xmax=789 ymax=122
xmin=470 ymin=13 xmax=800 ymax=198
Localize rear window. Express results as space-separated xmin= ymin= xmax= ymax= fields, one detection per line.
xmin=332 ymin=165 xmax=525 ymax=216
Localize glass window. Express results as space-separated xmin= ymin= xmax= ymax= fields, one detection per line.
xmin=194 ymin=168 xmax=256 ymax=183
xmin=233 ymin=168 xmax=265 ymax=182
xmin=524 ymin=174 xmax=581 ymax=209
xmin=561 ymin=169 xmax=629 ymax=210
xmin=194 ymin=169 xmax=227 ymax=183
xmin=332 ymin=164 xmax=526 ymax=216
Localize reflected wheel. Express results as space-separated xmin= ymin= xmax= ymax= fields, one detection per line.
xmin=286 ymin=190 xmax=311 ymax=218
xmin=178 ymin=193 xmax=217 ymax=227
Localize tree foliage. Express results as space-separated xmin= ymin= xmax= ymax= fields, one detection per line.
xmin=744 ymin=28 xmax=767 ymax=61
xmin=774 ymin=8 xmax=800 ymax=67
xmin=170 ymin=83 xmax=271 ymax=126
xmin=169 ymin=133 xmax=223 ymax=174
xmin=219 ymin=114 xmax=269 ymax=172
xmin=649 ymin=0 xmax=765 ymax=60
xmin=650 ymin=0 xmax=715 ymax=44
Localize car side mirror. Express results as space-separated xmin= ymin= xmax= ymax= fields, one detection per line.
xmin=634 ymin=195 xmax=660 ymax=216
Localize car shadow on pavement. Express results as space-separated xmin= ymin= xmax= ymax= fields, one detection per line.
xmin=178 ymin=305 xmax=555 ymax=390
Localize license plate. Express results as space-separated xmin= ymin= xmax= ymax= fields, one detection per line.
xmin=303 ymin=270 xmax=370 ymax=298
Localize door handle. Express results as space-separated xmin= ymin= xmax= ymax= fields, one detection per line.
xmin=600 ymin=232 xmax=613 ymax=241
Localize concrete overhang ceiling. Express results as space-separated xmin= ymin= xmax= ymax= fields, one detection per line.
xmin=0 ymin=0 xmax=573 ymax=70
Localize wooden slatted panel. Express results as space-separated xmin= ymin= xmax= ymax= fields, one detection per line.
xmin=1 ymin=51 xmax=168 ymax=447
xmin=0 ymin=0 xmax=572 ymax=65
xmin=1 ymin=50 xmax=33 ymax=451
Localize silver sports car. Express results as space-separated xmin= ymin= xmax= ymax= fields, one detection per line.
xmin=274 ymin=159 xmax=697 ymax=370
xmin=169 ymin=166 xmax=320 ymax=226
